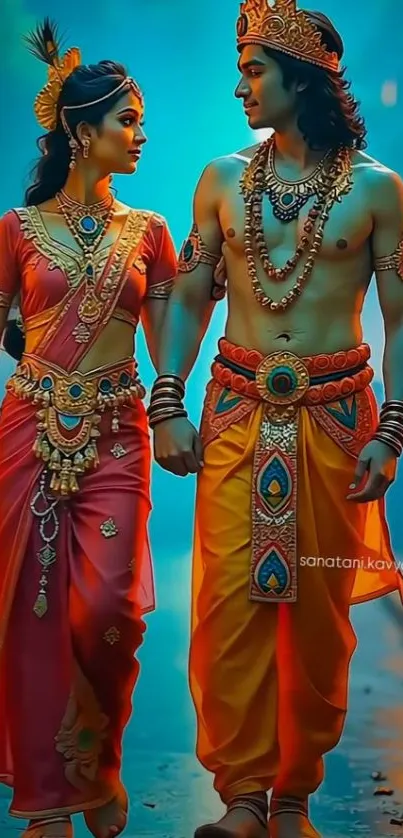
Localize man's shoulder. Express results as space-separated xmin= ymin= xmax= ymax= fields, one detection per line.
xmin=354 ymin=151 xmax=403 ymax=200
xmin=202 ymin=144 xmax=259 ymax=180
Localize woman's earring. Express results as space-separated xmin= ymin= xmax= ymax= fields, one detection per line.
xmin=83 ymin=138 xmax=90 ymax=159
xmin=69 ymin=137 xmax=79 ymax=170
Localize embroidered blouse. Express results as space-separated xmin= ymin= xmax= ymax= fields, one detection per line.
xmin=0 ymin=207 xmax=178 ymax=328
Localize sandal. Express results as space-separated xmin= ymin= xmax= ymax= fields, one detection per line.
xmin=22 ymin=816 xmax=73 ymax=838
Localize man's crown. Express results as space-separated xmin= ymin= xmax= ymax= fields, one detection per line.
xmin=236 ymin=0 xmax=340 ymax=73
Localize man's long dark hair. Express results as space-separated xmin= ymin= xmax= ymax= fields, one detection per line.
xmin=264 ymin=11 xmax=367 ymax=151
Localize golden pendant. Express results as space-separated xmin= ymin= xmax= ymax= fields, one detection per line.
xmin=78 ymin=289 xmax=103 ymax=325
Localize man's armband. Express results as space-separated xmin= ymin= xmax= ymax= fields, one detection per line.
xmin=178 ymin=224 xmax=221 ymax=274
xmin=374 ymin=233 xmax=403 ymax=279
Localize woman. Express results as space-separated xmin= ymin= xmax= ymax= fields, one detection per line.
xmin=0 ymin=19 xmax=177 ymax=838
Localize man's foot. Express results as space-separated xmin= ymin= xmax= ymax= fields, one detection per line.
xmin=84 ymin=786 xmax=128 ymax=838
xmin=23 ymin=816 xmax=73 ymax=837
xmin=269 ymin=797 xmax=320 ymax=838
xmin=195 ymin=793 xmax=268 ymax=838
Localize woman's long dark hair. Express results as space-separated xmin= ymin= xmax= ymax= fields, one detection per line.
xmin=24 ymin=20 xmax=133 ymax=206
xmin=265 ymin=11 xmax=367 ymax=151
xmin=3 ymin=20 xmax=133 ymax=361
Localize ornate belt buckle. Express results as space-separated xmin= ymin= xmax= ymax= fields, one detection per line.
xmin=53 ymin=372 xmax=98 ymax=415
xmin=255 ymin=351 xmax=310 ymax=423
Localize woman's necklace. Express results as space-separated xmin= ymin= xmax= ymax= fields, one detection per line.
xmin=55 ymin=189 xmax=115 ymax=342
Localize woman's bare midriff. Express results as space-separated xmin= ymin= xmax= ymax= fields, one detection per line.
xmin=25 ymin=318 xmax=135 ymax=373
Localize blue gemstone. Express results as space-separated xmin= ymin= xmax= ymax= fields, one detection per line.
xmin=40 ymin=375 xmax=53 ymax=391
xmin=69 ymin=384 xmax=83 ymax=399
xmin=85 ymin=264 xmax=94 ymax=276
xmin=99 ymin=378 xmax=113 ymax=394
xmin=281 ymin=193 xmax=294 ymax=206
xmin=119 ymin=372 xmax=130 ymax=387
xmin=267 ymin=365 xmax=297 ymax=395
xmin=183 ymin=241 xmax=194 ymax=261
xmin=80 ymin=215 xmax=97 ymax=233
xmin=59 ymin=414 xmax=82 ymax=430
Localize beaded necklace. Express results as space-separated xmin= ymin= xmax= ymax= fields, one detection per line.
xmin=240 ymin=138 xmax=353 ymax=311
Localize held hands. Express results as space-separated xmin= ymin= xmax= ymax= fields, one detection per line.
xmin=153 ymin=416 xmax=204 ymax=477
xmin=347 ymin=439 xmax=397 ymax=502
xmin=148 ymin=374 xmax=202 ymax=475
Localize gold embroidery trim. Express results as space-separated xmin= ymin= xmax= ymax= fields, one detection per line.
xmin=145 ymin=277 xmax=175 ymax=298
xmin=112 ymin=307 xmax=139 ymax=327
xmin=374 ymin=234 xmax=403 ymax=279
xmin=40 ymin=210 xmax=152 ymax=349
xmin=24 ymin=303 xmax=60 ymax=331
xmin=15 ymin=207 xmax=109 ymax=288
xmin=250 ymin=412 xmax=298 ymax=604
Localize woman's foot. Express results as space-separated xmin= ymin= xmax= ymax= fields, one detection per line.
xmin=84 ymin=785 xmax=128 ymax=838
xmin=23 ymin=816 xmax=73 ymax=837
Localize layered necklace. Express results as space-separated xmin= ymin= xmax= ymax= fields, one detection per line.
xmin=56 ymin=189 xmax=115 ymax=342
xmin=240 ymin=137 xmax=353 ymax=312
xmin=265 ymin=139 xmax=331 ymax=223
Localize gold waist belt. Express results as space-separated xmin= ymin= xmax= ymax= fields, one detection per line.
xmin=8 ymin=354 xmax=146 ymax=496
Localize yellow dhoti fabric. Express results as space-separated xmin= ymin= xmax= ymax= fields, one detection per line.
xmin=189 ymin=339 xmax=402 ymax=804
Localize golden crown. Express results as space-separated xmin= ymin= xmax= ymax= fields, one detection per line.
xmin=236 ymin=0 xmax=340 ymax=73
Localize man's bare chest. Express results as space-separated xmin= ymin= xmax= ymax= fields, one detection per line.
xmin=218 ymin=172 xmax=373 ymax=261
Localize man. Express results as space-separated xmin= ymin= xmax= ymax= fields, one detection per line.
xmin=149 ymin=2 xmax=403 ymax=836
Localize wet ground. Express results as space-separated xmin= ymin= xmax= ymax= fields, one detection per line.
xmin=2 ymin=591 xmax=403 ymax=838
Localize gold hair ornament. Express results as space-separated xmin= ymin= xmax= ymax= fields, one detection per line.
xmin=24 ymin=19 xmax=82 ymax=131
xmin=25 ymin=18 xmax=144 ymax=136
xmin=236 ymin=0 xmax=340 ymax=73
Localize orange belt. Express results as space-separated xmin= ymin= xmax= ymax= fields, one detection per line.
xmin=211 ymin=339 xmax=373 ymax=413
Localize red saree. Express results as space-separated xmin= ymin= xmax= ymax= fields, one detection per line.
xmin=0 ymin=206 xmax=177 ymax=819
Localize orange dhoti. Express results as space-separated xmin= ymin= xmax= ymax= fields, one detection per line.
xmin=189 ymin=338 xmax=402 ymax=804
